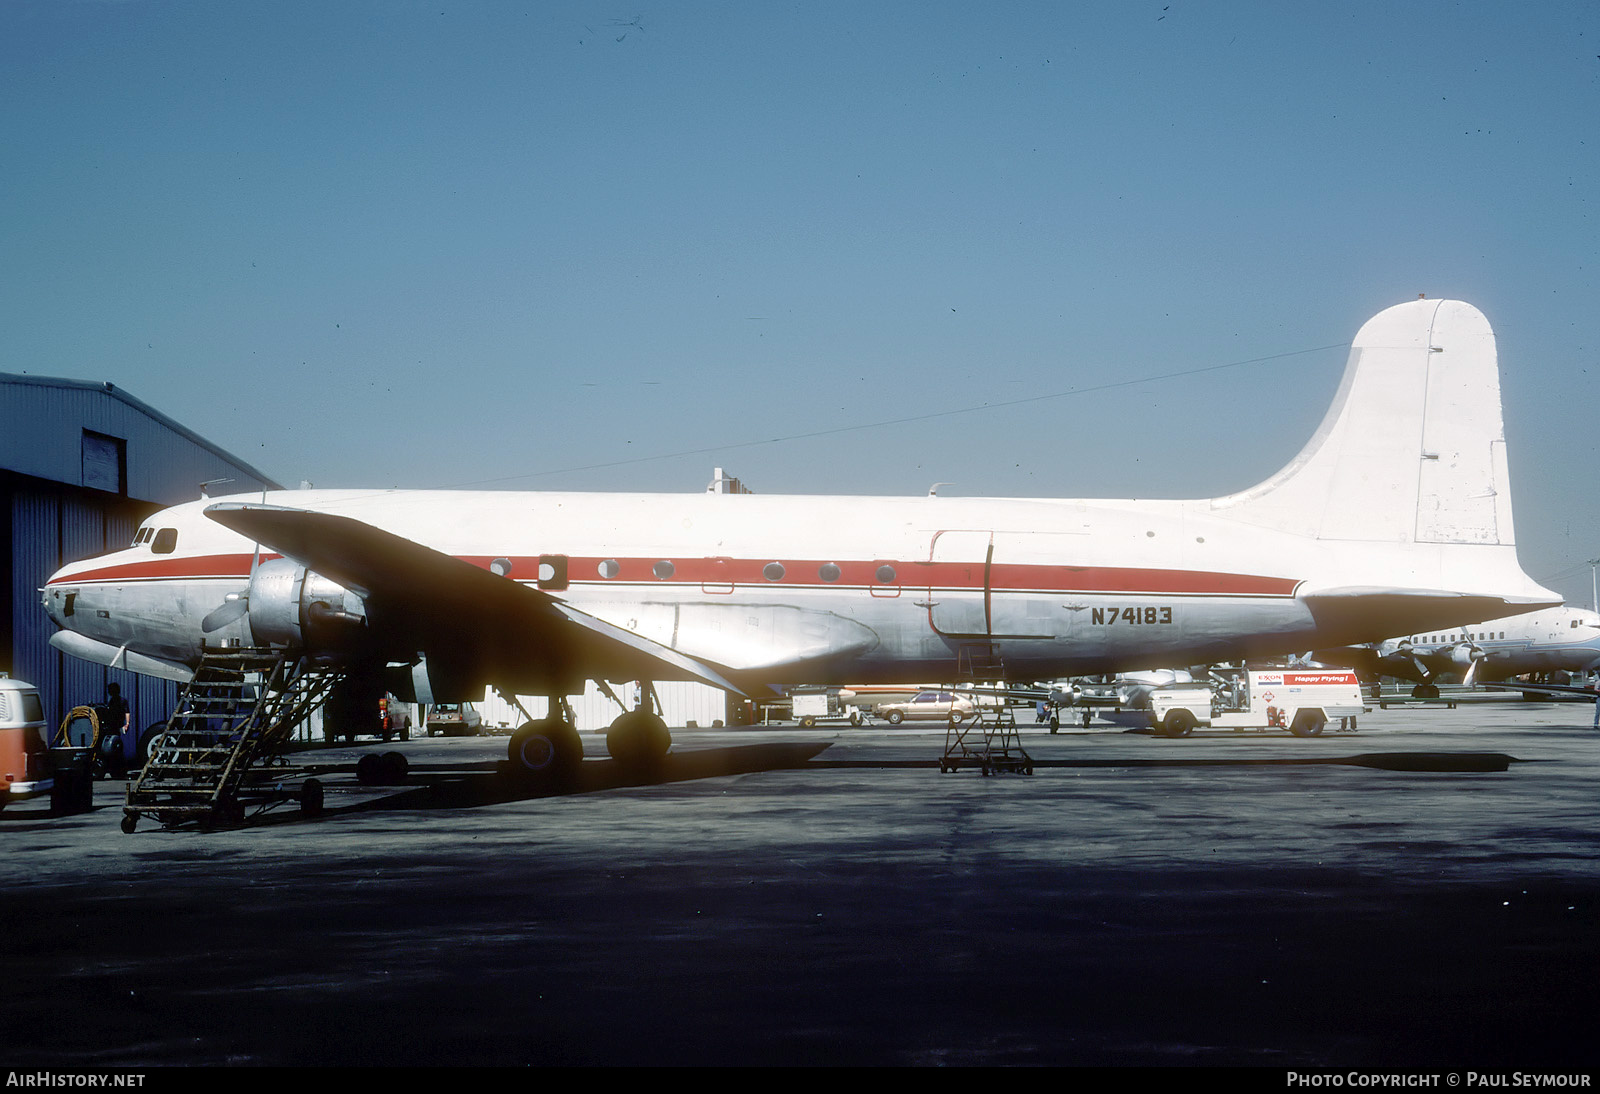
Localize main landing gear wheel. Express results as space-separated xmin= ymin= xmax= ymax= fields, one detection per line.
xmin=1412 ymin=683 xmax=1441 ymax=700
xmin=507 ymin=717 xmax=583 ymax=786
xmin=605 ymin=710 xmax=671 ymax=768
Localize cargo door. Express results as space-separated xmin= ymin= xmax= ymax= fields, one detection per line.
xmin=926 ymin=531 xmax=992 ymax=638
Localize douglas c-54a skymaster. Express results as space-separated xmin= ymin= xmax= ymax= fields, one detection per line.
xmin=43 ymin=298 xmax=1558 ymax=779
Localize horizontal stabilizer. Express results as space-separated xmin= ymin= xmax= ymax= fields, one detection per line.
xmin=1300 ymin=586 xmax=1551 ymax=648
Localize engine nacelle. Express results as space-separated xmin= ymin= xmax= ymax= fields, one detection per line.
xmin=384 ymin=655 xmax=480 ymax=706
xmin=246 ymin=558 xmax=368 ymax=652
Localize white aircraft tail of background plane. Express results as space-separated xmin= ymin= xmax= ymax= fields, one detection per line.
xmin=43 ymin=297 xmax=1559 ymax=772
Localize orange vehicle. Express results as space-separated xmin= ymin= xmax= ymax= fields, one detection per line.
xmin=0 ymin=676 xmax=51 ymax=812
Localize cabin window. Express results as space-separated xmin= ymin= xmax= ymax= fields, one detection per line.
xmin=598 ymin=559 xmax=621 ymax=579
xmin=151 ymin=528 xmax=178 ymax=554
xmin=537 ymin=554 xmax=569 ymax=591
xmin=875 ymin=564 xmax=897 ymax=584
xmin=653 ymin=560 xmax=675 ymax=580
xmin=763 ymin=562 xmax=785 ymax=582
xmin=818 ymin=563 xmax=841 ymax=583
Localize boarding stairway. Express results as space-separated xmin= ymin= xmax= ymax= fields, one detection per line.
xmin=122 ymin=648 xmax=343 ymax=832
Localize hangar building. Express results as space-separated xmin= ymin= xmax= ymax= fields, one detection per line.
xmin=2 ymin=372 xmax=279 ymax=735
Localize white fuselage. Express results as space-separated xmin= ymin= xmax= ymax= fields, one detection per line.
xmin=39 ymin=299 xmax=1563 ymax=695
xmin=38 ymin=484 xmax=1526 ymax=689
xmin=1381 ymin=606 xmax=1600 ymax=682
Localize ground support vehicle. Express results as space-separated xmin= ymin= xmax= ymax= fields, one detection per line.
xmin=1146 ymin=669 xmax=1366 ymax=739
xmin=939 ymin=703 xmax=1033 ymax=775
xmin=0 ymin=677 xmax=95 ymax=815
xmin=790 ymin=688 xmax=867 ymax=727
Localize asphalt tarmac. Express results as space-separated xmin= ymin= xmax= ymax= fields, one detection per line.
xmin=3 ymin=696 xmax=1598 ymax=1069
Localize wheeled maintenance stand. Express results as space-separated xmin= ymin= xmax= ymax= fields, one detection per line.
xmin=123 ymin=648 xmax=342 ymax=831
xmin=939 ymin=704 xmax=1033 ymax=775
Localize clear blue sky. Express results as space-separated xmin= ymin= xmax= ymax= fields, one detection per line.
xmin=4 ymin=2 xmax=1598 ymax=605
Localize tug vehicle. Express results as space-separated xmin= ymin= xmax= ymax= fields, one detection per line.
xmin=1146 ymin=669 xmax=1365 ymax=738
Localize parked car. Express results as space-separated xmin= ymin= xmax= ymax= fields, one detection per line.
xmin=874 ymin=690 xmax=976 ymax=725
xmin=426 ymin=703 xmax=483 ymax=737
xmin=381 ymin=697 xmax=413 ymax=741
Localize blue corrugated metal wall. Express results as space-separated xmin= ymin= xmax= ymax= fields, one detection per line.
xmin=3 ymin=375 xmax=279 ymax=739
xmin=8 ymin=482 xmax=177 ymax=735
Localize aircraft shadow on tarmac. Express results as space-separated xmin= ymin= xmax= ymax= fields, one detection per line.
xmin=262 ymin=741 xmax=835 ymax=823
xmin=253 ymin=742 xmax=1521 ymax=827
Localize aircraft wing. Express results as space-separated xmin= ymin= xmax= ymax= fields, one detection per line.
xmin=1484 ymin=681 xmax=1599 ymax=699
xmin=203 ymin=502 xmax=758 ymax=696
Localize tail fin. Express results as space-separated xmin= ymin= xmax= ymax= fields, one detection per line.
xmin=1212 ymin=298 xmax=1511 ymax=546
xmin=1210 ymin=298 xmax=1557 ymax=618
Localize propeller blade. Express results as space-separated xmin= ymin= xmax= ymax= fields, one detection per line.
xmin=201 ymin=594 xmax=249 ymax=633
xmin=206 ymin=506 xmax=266 ymax=636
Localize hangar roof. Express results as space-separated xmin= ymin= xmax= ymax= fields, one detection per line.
xmin=0 ymin=372 xmax=281 ymax=504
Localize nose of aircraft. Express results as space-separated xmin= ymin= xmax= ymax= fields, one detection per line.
xmin=41 ymin=567 xmax=74 ymax=631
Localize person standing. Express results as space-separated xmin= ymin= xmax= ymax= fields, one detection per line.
xmin=104 ymin=682 xmax=132 ymax=764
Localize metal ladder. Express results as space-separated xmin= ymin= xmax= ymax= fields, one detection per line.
xmin=122 ymin=648 xmax=343 ymax=831
xmin=954 ymin=642 xmax=1005 ymax=682
xmin=940 ymin=702 xmax=1033 ymax=775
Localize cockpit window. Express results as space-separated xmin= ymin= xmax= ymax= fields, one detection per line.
xmin=151 ymin=528 xmax=178 ymax=554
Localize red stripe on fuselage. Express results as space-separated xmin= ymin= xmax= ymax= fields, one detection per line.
xmin=48 ymin=554 xmax=270 ymax=585
xmin=53 ymin=552 xmax=1300 ymax=598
